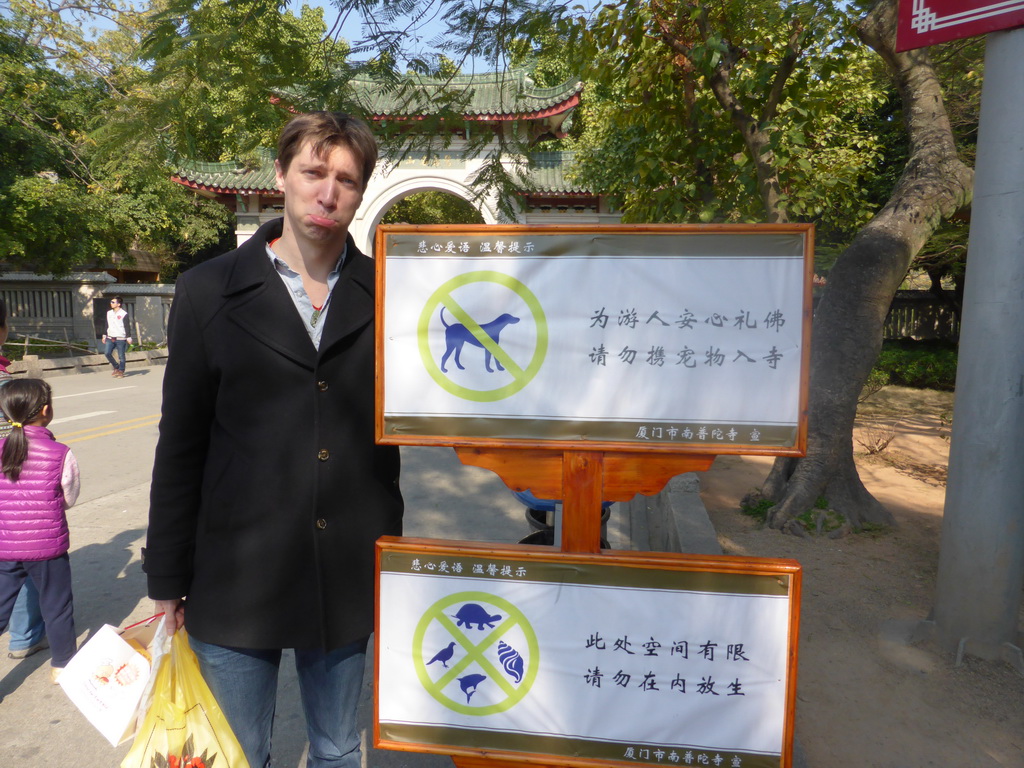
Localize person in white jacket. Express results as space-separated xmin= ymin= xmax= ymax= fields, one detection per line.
xmin=101 ymin=297 xmax=132 ymax=378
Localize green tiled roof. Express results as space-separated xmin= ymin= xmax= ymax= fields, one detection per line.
xmin=174 ymin=149 xmax=589 ymax=195
xmin=344 ymin=69 xmax=583 ymax=119
xmin=174 ymin=148 xmax=278 ymax=194
xmin=528 ymin=151 xmax=587 ymax=194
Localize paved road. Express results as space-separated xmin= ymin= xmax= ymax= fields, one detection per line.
xmin=0 ymin=365 xmax=615 ymax=767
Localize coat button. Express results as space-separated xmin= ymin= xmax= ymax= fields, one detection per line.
xmin=318 ymin=449 xmax=330 ymax=461
xmin=317 ymin=380 xmax=328 ymax=391
xmin=316 ymin=518 xmax=328 ymax=530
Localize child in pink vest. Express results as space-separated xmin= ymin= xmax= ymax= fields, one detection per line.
xmin=0 ymin=379 xmax=81 ymax=682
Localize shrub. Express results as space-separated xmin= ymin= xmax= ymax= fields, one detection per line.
xmin=872 ymin=339 xmax=957 ymax=390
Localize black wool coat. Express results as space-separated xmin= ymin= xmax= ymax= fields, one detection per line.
xmin=144 ymin=218 xmax=403 ymax=650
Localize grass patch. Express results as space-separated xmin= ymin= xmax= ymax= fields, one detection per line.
xmin=740 ymin=494 xmax=775 ymax=523
xmin=793 ymin=503 xmax=846 ymax=535
xmin=858 ymin=522 xmax=889 ymax=538
xmin=739 ymin=492 xmax=883 ymax=537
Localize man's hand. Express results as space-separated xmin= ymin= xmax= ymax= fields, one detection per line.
xmin=155 ymin=599 xmax=185 ymax=634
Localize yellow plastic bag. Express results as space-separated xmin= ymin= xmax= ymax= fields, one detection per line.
xmin=121 ymin=629 xmax=250 ymax=768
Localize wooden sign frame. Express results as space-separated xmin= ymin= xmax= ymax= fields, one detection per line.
xmin=372 ymin=223 xmax=809 ymax=768
xmin=375 ymin=223 xmax=814 ymax=460
xmin=375 ymin=537 xmax=802 ymax=768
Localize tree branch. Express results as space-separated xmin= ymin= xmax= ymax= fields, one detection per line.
xmin=762 ymin=20 xmax=803 ymax=124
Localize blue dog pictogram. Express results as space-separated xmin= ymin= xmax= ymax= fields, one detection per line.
xmin=439 ymin=306 xmax=520 ymax=374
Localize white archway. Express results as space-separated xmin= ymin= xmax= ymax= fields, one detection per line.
xmin=351 ymin=161 xmax=513 ymax=254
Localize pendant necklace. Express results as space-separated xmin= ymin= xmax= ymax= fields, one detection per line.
xmin=268 ymin=237 xmax=331 ymax=328
xmin=311 ymin=290 xmax=332 ymax=328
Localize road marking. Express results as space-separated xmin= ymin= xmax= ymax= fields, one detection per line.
xmin=57 ymin=413 xmax=161 ymax=444
xmin=54 ymin=386 xmax=137 ymax=399
xmin=50 ymin=411 xmax=116 ymax=425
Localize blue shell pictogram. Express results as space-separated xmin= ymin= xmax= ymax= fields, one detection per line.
xmin=497 ymin=640 xmax=524 ymax=683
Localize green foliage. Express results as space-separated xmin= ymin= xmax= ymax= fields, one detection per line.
xmin=740 ymin=495 xmax=775 ymax=522
xmin=381 ymin=191 xmax=484 ymax=225
xmin=873 ymin=340 xmax=957 ymax=391
xmin=859 ymin=367 xmax=891 ymax=402
xmin=2 ymin=335 xmax=92 ymax=360
xmin=507 ymin=26 xmax=576 ymax=89
xmin=0 ymin=3 xmax=232 ymax=275
xmin=1 ymin=177 xmax=127 ymax=272
xmin=0 ymin=0 xmax=983 ymax=279
xmin=97 ymin=0 xmax=339 ymax=164
xmin=560 ymin=0 xmax=887 ymax=237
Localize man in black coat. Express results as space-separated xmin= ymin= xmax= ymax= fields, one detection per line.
xmin=144 ymin=112 xmax=403 ymax=768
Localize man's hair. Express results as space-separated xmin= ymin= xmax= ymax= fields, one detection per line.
xmin=277 ymin=112 xmax=378 ymax=191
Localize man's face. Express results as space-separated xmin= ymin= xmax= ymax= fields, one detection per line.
xmin=275 ymin=140 xmax=364 ymax=250
xmin=110 ymin=299 xmax=121 ymax=310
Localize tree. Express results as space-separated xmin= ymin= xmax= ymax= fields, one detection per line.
xmin=759 ymin=0 xmax=973 ymax=530
xmin=565 ymin=0 xmax=886 ymax=241
xmin=534 ymin=0 xmax=973 ymax=530
xmin=381 ymin=190 xmax=485 ymax=225
xmin=0 ymin=2 xmax=231 ymax=275
xmin=101 ymin=0 xmax=341 ymax=164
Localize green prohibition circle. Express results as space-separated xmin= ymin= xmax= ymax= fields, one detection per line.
xmin=417 ymin=271 xmax=548 ymax=402
xmin=413 ymin=591 xmax=539 ymax=716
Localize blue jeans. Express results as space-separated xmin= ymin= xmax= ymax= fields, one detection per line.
xmin=9 ymin=580 xmax=45 ymax=651
xmin=104 ymin=338 xmax=127 ymax=372
xmin=189 ymin=634 xmax=368 ymax=768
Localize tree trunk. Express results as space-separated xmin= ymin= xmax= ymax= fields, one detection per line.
xmin=761 ymin=0 xmax=974 ymax=532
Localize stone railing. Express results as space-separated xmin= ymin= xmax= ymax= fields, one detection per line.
xmin=1 ymin=275 xmax=175 ymax=348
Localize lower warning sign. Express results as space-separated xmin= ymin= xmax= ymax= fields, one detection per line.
xmin=375 ymin=537 xmax=802 ymax=768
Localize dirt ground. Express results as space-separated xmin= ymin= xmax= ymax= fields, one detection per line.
xmin=700 ymin=386 xmax=1024 ymax=768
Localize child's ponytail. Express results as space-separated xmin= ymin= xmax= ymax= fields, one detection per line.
xmin=0 ymin=378 xmax=52 ymax=482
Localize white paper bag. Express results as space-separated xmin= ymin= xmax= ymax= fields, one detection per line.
xmin=59 ymin=616 xmax=164 ymax=746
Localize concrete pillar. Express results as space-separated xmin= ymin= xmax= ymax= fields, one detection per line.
xmin=931 ymin=27 xmax=1024 ymax=671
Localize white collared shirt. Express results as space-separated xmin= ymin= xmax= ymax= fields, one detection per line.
xmin=266 ymin=243 xmax=346 ymax=350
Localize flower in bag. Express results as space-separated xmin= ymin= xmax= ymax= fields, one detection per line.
xmin=151 ymin=735 xmax=216 ymax=768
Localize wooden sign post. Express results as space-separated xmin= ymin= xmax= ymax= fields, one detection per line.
xmin=454 ymin=448 xmax=713 ymax=553
xmin=375 ymin=224 xmax=813 ymax=768
xmin=449 ymin=448 xmax=714 ymax=768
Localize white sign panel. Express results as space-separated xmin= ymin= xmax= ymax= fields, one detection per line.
xmin=379 ymin=226 xmax=812 ymax=451
xmin=376 ymin=541 xmax=801 ymax=768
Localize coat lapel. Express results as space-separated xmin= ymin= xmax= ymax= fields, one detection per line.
xmin=223 ymin=223 xmax=318 ymax=370
xmin=318 ymin=238 xmax=376 ymax=358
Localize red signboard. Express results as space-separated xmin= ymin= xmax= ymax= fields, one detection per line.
xmin=897 ymin=0 xmax=1024 ymax=50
